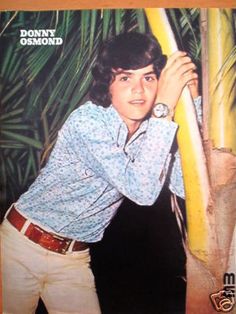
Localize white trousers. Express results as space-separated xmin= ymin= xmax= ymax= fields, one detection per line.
xmin=1 ymin=220 xmax=101 ymax=314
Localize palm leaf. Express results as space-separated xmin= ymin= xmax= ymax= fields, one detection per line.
xmin=0 ymin=9 xmax=148 ymax=210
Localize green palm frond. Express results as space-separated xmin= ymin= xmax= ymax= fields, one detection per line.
xmin=167 ymin=8 xmax=201 ymax=63
xmin=0 ymin=9 xmax=148 ymax=210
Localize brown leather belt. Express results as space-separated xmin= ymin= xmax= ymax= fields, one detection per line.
xmin=6 ymin=205 xmax=88 ymax=254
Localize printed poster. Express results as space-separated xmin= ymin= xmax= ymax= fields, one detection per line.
xmin=0 ymin=4 xmax=235 ymax=314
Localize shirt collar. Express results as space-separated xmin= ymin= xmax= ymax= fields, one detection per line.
xmin=105 ymin=105 xmax=149 ymax=147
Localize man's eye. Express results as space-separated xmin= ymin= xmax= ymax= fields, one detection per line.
xmin=145 ymin=76 xmax=155 ymax=82
xmin=120 ymin=76 xmax=129 ymax=81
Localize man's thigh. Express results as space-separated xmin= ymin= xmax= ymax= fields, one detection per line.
xmin=1 ymin=220 xmax=101 ymax=314
xmin=1 ymin=220 xmax=43 ymax=314
xmin=41 ymin=249 xmax=101 ymax=314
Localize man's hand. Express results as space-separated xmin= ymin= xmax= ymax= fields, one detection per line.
xmin=187 ymin=78 xmax=199 ymax=99
xmin=155 ymin=51 xmax=198 ymax=118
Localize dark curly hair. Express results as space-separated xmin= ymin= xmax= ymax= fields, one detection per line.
xmin=90 ymin=32 xmax=167 ymax=107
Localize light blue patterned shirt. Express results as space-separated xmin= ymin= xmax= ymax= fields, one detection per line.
xmin=16 ymin=99 xmax=201 ymax=242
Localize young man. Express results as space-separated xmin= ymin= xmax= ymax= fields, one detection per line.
xmin=1 ymin=32 xmax=200 ymax=314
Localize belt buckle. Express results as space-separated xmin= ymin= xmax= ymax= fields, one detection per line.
xmin=49 ymin=233 xmax=72 ymax=254
xmin=60 ymin=239 xmax=72 ymax=254
xmin=30 ymin=225 xmax=70 ymax=254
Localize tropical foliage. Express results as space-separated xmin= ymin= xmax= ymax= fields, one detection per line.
xmin=0 ymin=9 xmax=200 ymax=215
xmin=0 ymin=9 xmax=146 ymax=212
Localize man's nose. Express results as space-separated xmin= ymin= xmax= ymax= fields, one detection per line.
xmin=132 ymin=80 xmax=144 ymax=93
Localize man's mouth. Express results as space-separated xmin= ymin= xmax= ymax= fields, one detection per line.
xmin=129 ymin=99 xmax=145 ymax=105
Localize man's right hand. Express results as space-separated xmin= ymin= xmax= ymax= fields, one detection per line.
xmin=156 ymin=51 xmax=198 ymax=118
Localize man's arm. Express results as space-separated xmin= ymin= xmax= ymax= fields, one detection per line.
xmin=154 ymin=51 xmax=198 ymax=121
xmin=168 ymin=77 xmax=202 ymax=199
xmin=61 ymin=105 xmax=178 ymax=206
xmin=153 ymin=52 xmax=201 ymax=198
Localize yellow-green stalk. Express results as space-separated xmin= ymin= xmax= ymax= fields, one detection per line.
xmin=145 ymin=8 xmax=212 ymax=262
xmin=208 ymin=9 xmax=236 ymax=154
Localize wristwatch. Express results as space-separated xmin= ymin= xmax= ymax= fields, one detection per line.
xmin=153 ymin=103 xmax=170 ymax=118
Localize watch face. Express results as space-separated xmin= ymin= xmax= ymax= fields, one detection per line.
xmin=153 ymin=103 xmax=169 ymax=118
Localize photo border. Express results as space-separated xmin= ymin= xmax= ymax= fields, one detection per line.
xmin=0 ymin=0 xmax=235 ymax=11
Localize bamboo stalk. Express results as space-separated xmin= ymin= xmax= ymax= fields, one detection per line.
xmin=207 ymin=8 xmax=236 ymax=274
xmin=145 ymin=8 xmax=212 ymax=262
xmin=208 ymin=9 xmax=236 ymax=154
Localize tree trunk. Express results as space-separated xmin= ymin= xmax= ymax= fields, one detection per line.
xmin=145 ymin=8 xmax=236 ymax=314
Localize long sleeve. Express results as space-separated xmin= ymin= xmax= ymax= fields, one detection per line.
xmin=194 ymin=96 xmax=202 ymax=124
xmin=169 ymin=96 xmax=203 ymax=199
xmin=16 ymin=100 xmax=203 ymax=242
xmin=62 ymin=104 xmax=178 ymax=206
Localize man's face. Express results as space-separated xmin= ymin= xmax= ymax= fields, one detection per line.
xmin=109 ymin=64 xmax=158 ymax=132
